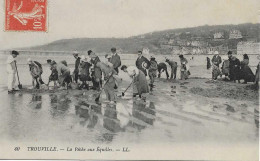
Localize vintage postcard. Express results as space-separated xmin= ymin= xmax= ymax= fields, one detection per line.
xmin=0 ymin=0 xmax=259 ymax=160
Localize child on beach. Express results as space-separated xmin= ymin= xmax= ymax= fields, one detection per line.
xmin=47 ymin=59 xmax=58 ymax=88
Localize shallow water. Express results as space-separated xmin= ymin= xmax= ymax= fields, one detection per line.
xmin=0 ymin=54 xmax=259 ymax=146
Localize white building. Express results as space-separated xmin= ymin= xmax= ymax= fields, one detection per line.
xmin=229 ymin=30 xmax=242 ymax=39
xmin=214 ymin=32 xmax=224 ymax=39
xmin=237 ymin=42 xmax=260 ymax=55
xmin=168 ymin=39 xmax=175 ymax=44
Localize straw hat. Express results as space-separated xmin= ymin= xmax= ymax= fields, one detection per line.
xmin=73 ymin=51 xmax=79 ymax=56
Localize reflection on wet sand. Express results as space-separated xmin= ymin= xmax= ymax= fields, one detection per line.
xmin=126 ymin=100 xmax=156 ymax=131
xmin=30 ymin=94 xmax=42 ymax=109
xmin=75 ymin=101 xmax=101 ymax=128
xmin=2 ymin=85 xmax=257 ymax=144
xmin=49 ymin=93 xmax=71 ymax=117
xmin=102 ymin=104 xmax=122 ymax=142
xmin=255 ymin=107 xmax=259 ymax=128
xmin=73 ymin=97 xmax=157 ymax=142
xmin=7 ymin=94 xmax=23 ymax=140
xmin=103 ymin=104 xmax=123 ymax=133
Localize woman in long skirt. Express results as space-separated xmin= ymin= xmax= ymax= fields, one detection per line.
xmin=240 ymin=54 xmax=255 ymax=84
xmin=121 ymin=65 xmax=149 ymax=100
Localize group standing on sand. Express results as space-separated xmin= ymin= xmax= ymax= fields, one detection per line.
xmin=208 ymin=50 xmax=258 ymax=84
xmin=6 ymin=48 xmax=259 ymax=103
xmin=5 ymin=48 xmax=191 ymax=101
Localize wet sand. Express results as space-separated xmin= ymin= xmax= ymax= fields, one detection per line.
xmin=0 ymin=77 xmax=258 ymax=146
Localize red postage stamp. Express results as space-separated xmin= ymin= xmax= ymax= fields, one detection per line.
xmin=5 ymin=0 xmax=47 ymax=31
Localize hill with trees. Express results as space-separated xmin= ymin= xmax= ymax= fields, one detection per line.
xmin=27 ymin=23 xmax=260 ymax=55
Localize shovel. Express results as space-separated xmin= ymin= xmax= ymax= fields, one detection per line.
xmin=120 ymin=79 xmax=134 ymax=97
xmin=14 ymin=61 xmax=22 ymax=89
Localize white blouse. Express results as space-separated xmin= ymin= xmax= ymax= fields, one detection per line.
xmin=127 ymin=66 xmax=139 ymax=77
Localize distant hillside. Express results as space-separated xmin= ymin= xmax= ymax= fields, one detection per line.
xmin=27 ymin=23 xmax=260 ymax=54
xmin=29 ymin=38 xmax=158 ymax=54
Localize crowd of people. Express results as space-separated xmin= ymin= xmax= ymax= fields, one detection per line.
xmin=6 ymin=48 xmax=259 ymax=103
xmin=207 ymin=51 xmax=259 ymax=85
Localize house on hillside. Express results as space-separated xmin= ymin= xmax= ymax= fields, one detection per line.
xmin=192 ymin=47 xmax=204 ymax=55
xmin=192 ymin=40 xmax=208 ymax=47
xmin=160 ymin=44 xmax=173 ymax=49
xmin=176 ymin=40 xmax=187 ymax=46
xmin=170 ymin=46 xmax=192 ymax=55
xmin=237 ymin=42 xmax=260 ymax=55
xmin=168 ymin=39 xmax=175 ymax=44
xmin=207 ymin=45 xmax=228 ymax=54
xmin=214 ymin=32 xmax=224 ymax=39
xmin=213 ymin=32 xmax=225 ymax=41
xmin=171 ymin=45 xmax=206 ymax=55
xmin=186 ymin=40 xmax=208 ymax=47
xmin=229 ymin=30 xmax=243 ymax=39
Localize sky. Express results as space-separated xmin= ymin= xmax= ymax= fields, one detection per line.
xmin=0 ymin=0 xmax=259 ymax=50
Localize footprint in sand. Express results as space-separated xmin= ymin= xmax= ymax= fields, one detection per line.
xmin=180 ymin=82 xmax=189 ymax=85
xmin=180 ymin=86 xmax=188 ymax=89
xmin=225 ymin=104 xmax=235 ymax=113
xmin=171 ymin=86 xmax=176 ymax=89
xmin=212 ymin=105 xmax=219 ymax=111
xmin=240 ymin=103 xmax=248 ymax=108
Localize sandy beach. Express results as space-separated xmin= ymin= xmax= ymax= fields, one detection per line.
xmin=0 ymin=75 xmax=258 ymax=145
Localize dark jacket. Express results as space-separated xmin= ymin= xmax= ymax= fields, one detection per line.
xmin=135 ymin=56 xmax=150 ymax=76
xmin=167 ymin=60 xmax=177 ymax=68
xmin=74 ymin=57 xmax=81 ymax=73
xmin=158 ymin=62 xmax=167 ymax=71
xmin=229 ymin=57 xmax=240 ymax=80
xmin=91 ymin=56 xmax=102 ymax=79
xmin=49 ymin=66 xmax=58 ymax=81
xmin=212 ymin=55 xmax=222 ymax=67
xmin=207 ymin=57 xmax=211 ymax=69
xmin=110 ymin=53 xmax=121 ymax=69
xmin=240 ymin=59 xmax=255 ymax=82
xmin=79 ymin=61 xmax=92 ymax=81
